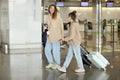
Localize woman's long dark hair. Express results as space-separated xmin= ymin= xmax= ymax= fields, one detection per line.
xmin=68 ymin=11 xmax=77 ymax=22
xmin=48 ymin=4 xmax=58 ymax=19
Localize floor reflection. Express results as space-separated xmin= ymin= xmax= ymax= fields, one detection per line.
xmin=43 ymin=68 xmax=110 ymax=80
xmin=75 ymin=73 xmax=85 ymax=80
xmin=0 ymin=53 xmax=43 ymax=80
xmin=45 ymin=69 xmax=61 ymax=80
xmin=44 ymin=69 xmax=85 ymax=80
xmin=85 ymin=69 xmax=110 ymax=80
xmin=58 ymin=73 xmax=68 ymax=80
xmin=0 ymin=54 xmax=10 ymax=80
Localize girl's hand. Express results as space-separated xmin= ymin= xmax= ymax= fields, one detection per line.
xmin=47 ymin=31 xmax=50 ymax=35
xmin=59 ymin=38 xmax=64 ymax=42
xmin=64 ymin=38 xmax=69 ymax=41
xmin=62 ymin=38 xmax=65 ymax=41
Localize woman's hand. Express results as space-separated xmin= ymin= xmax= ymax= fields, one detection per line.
xmin=47 ymin=31 xmax=50 ymax=35
xmin=59 ymin=38 xmax=64 ymax=42
xmin=64 ymin=37 xmax=69 ymax=41
xmin=61 ymin=38 xmax=65 ymax=41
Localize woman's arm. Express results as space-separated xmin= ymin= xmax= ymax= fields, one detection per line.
xmin=65 ymin=25 xmax=76 ymax=41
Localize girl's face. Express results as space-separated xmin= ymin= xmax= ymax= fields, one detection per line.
xmin=49 ymin=6 xmax=55 ymax=14
xmin=68 ymin=16 xmax=72 ymax=22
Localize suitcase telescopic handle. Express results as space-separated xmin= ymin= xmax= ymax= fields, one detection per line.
xmin=80 ymin=45 xmax=89 ymax=56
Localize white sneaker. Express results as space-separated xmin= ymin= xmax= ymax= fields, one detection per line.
xmin=58 ymin=66 xmax=66 ymax=73
xmin=51 ymin=63 xmax=60 ymax=69
xmin=45 ymin=63 xmax=54 ymax=69
xmin=75 ymin=68 xmax=85 ymax=73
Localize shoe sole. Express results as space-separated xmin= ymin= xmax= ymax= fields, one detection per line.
xmin=45 ymin=66 xmax=53 ymax=69
xmin=58 ymin=69 xmax=66 ymax=73
xmin=75 ymin=70 xmax=85 ymax=73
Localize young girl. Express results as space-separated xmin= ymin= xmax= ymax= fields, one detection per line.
xmin=45 ymin=4 xmax=64 ymax=69
xmin=58 ymin=11 xmax=85 ymax=72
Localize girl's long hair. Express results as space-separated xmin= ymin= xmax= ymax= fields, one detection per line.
xmin=48 ymin=4 xmax=58 ymax=19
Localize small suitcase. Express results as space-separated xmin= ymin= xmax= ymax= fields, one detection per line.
xmin=87 ymin=51 xmax=110 ymax=70
xmin=80 ymin=45 xmax=92 ymax=66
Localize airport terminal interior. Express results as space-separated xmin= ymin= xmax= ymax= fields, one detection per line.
xmin=0 ymin=0 xmax=120 ymax=80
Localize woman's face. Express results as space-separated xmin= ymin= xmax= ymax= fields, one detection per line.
xmin=68 ymin=16 xmax=72 ymax=22
xmin=49 ymin=6 xmax=55 ymax=14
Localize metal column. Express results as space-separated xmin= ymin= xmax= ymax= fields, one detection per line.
xmin=96 ymin=0 xmax=102 ymax=53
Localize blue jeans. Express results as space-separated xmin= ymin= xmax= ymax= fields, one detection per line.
xmin=63 ymin=45 xmax=84 ymax=69
xmin=45 ymin=42 xmax=60 ymax=65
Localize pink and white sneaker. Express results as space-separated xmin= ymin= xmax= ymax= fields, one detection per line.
xmin=58 ymin=66 xmax=66 ymax=73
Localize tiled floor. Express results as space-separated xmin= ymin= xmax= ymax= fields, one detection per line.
xmin=0 ymin=53 xmax=43 ymax=80
xmin=0 ymin=47 xmax=120 ymax=80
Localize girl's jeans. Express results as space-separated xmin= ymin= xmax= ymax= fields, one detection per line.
xmin=45 ymin=42 xmax=60 ymax=65
xmin=63 ymin=45 xmax=84 ymax=69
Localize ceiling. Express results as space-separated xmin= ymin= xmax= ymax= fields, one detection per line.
xmin=48 ymin=0 xmax=120 ymax=3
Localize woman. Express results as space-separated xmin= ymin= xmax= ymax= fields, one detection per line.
xmin=45 ymin=4 xmax=64 ymax=69
xmin=58 ymin=11 xmax=85 ymax=73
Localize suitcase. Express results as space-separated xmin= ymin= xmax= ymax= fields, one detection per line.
xmin=87 ymin=51 xmax=110 ymax=70
xmin=80 ymin=45 xmax=92 ymax=66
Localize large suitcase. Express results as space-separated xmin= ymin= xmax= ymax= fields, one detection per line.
xmin=87 ymin=51 xmax=110 ymax=70
xmin=80 ymin=45 xmax=92 ymax=66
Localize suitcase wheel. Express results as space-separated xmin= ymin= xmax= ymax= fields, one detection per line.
xmin=89 ymin=65 xmax=92 ymax=69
